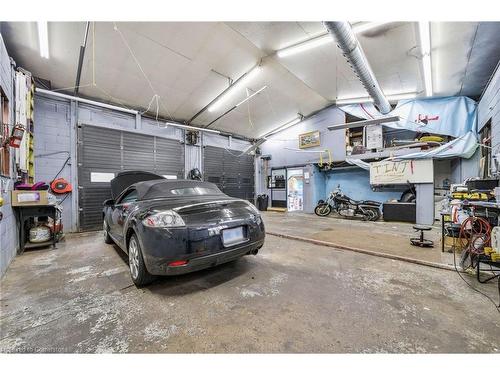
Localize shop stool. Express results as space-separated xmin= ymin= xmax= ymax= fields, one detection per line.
xmin=410 ymin=225 xmax=434 ymax=247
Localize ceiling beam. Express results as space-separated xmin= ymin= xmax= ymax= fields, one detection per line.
xmin=327 ymin=116 xmax=401 ymax=130
xmin=224 ymin=23 xmax=332 ymax=103
xmin=74 ymin=22 xmax=90 ymax=95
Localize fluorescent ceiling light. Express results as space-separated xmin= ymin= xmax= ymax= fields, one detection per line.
xmin=37 ymin=21 xmax=49 ymax=59
xmin=165 ymin=122 xmax=220 ymax=134
xmin=276 ymin=22 xmax=391 ymax=58
xmin=351 ymin=22 xmax=391 ymax=34
xmin=335 ymin=92 xmax=418 ymax=105
xmin=418 ymin=21 xmax=433 ymax=97
xmin=235 ymin=85 xmax=268 ymax=108
xmin=208 ymin=66 xmax=262 ymax=112
xmin=277 ymin=34 xmax=331 ymax=58
xmin=259 ymin=117 xmax=302 ymax=138
xmin=335 ymin=97 xmax=374 ymax=106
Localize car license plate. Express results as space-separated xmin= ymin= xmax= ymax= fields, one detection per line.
xmin=222 ymin=226 xmax=246 ymax=246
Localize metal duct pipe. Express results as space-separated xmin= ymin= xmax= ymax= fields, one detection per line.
xmin=324 ymin=21 xmax=392 ymax=114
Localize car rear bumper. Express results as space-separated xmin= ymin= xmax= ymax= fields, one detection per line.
xmin=146 ymin=238 xmax=264 ymax=275
xmin=136 ymin=219 xmax=265 ymax=276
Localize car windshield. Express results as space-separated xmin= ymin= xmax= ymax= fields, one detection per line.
xmin=170 ymin=187 xmax=222 ymax=196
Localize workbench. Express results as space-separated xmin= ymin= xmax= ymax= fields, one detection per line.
xmin=13 ymin=205 xmax=62 ymax=254
xmin=476 ymin=254 xmax=500 ymax=283
xmin=441 ymin=201 xmax=499 ymax=253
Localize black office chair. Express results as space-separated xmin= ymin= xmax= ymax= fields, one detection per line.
xmin=410 ymin=225 xmax=434 ymax=247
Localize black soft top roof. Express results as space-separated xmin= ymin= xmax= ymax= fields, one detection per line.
xmin=110 ymin=171 xmax=165 ymax=198
xmin=133 ymin=179 xmax=224 ymax=200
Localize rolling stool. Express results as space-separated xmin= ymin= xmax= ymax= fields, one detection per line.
xmin=410 ymin=225 xmax=434 ymax=247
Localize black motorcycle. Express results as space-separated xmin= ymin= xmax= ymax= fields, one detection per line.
xmin=314 ymin=186 xmax=381 ymax=221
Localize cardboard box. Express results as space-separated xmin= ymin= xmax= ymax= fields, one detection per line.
xmin=443 ymin=236 xmax=458 ymax=247
xmin=11 ymin=190 xmax=49 ymax=206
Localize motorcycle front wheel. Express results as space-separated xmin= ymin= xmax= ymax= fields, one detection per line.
xmin=315 ymin=203 xmax=332 ymax=217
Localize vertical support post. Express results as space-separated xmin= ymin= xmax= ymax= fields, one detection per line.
xmin=69 ymin=100 xmax=79 ymax=232
xmin=200 ymin=132 xmax=204 ymax=181
xmin=135 ymin=113 xmax=142 ymax=130
xmin=415 ymin=183 xmax=435 ymax=225
xmin=183 ymin=129 xmax=187 ymax=179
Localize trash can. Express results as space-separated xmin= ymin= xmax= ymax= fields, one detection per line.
xmin=256 ymin=194 xmax=269 ymax=211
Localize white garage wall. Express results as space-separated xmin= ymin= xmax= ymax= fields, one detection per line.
xmin=33 ymin=95 xmax=75 ymax=232
xmin=259 ymin=106 xmax=346 ymax=169
xmin=478 ymin=62 xmax=500 ymax=175
xmin=0 ymin=34 xmax=17 ymax=277
xmin=33 ymin=92 xmax=254 ymax=235
xmin=256 ymin=106 xmax=345 ymax=197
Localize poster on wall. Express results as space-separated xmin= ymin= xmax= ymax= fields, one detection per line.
xmin=365 ymin=125 xmax=383 ymax=149
xmin=298 ymin=130 xmax=320 ymax=149
xmin=287 ymin=169 xmax=304 ymax=211
xmin=370 ymin=159 xmax=434 ymax=185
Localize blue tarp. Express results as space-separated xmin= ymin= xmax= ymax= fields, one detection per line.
xmin=345 ymin=157 xmax=370 ymax=170
xmin=395 ymin=131 xmax=478 ymax=160
xmin=340 ymin=96 xmax=478 ymax=138
xmin=340 ymin=96 xmax=479 ymax=161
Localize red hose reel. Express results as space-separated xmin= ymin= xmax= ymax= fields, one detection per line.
xmin=459 ymin=216 xmax=491 ymax=255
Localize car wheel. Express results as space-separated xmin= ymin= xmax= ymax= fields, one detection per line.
xmin=128 ymin=233 xmax=155 ymax=287
xmin=400 ymin=190 xmax=416 ymax=203
xmin=103 ymin=220 xmax=113 ymax=244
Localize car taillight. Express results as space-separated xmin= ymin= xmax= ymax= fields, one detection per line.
xmin=142 ymin=210 xmax=186 ymax=228
xmin=168 ymin=260 xmax=188 ymax=267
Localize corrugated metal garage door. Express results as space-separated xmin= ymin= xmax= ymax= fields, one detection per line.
xmin=77 ymin=124 xmax=184 ymax=231
xmin=203 ymin=145 xmax=254 ymax=201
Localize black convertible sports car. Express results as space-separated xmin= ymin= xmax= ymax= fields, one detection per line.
xmin=103 ymin=171 xmax=265 ymax=286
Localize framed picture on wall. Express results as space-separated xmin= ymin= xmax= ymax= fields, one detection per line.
xmin=298 ymin=130 xmax=320 ymax=149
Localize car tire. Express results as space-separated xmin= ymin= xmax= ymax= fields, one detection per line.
xmin=103 ymin=220 xmax=113 ymax=244
xmin=400 ymin=190 xmax=416 ymax=203
xmin=128 ymin=233 xmax=155 ymax=287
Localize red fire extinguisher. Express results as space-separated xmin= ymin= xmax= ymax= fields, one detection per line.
xmin=9 ymin=124 xmax=25 ymax=148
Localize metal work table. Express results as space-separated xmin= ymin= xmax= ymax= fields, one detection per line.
xmin=441 ymin=201 xmax=500 ymax=253
xmin=14 ymin=205 xmax=61 ymax=254
xmin=476 ymin=254 xmax=500 ymax=283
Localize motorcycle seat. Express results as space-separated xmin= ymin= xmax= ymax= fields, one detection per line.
xmin=360 ymin=200 xmax=381 ymax=206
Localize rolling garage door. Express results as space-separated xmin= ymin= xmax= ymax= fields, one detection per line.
xmin=77 ymin=124 xmax=184 ymax=231
xmin=203 ymin=145 xmax=254 ymax=201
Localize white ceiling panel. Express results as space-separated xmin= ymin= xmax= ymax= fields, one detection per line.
xmin=432 ymin=22 xmax=500 ymax=98
xmin=230 ymin=22 xmax=422 ymax=100
xmin=227 ymin=22 xmax=324 ymax=53
xmin=1 ymin=22 xmax=86 ymax=91
xmin=1 ymin=21 xmax=499 ymax=138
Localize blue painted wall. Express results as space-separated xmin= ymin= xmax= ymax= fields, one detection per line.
xmin=322 ymin=168 xmax=404 ymax=203
xmin=312 ymin=165 xmax=326 ymax=205
xmin=257 ymin=105 xmax=345 ymax=196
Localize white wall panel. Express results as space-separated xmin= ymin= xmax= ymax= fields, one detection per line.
xmin=0 ymin=34 xmax=17 ymax=277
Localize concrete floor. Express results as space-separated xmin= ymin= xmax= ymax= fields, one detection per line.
xmin=263 ymin=211 xmax=455 ymax=267
xmin=1 ymin=227 xmax=499 ymax=353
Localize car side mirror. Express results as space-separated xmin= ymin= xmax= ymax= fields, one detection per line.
xmin=104 ymin=199 xmax=115 ymax=206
